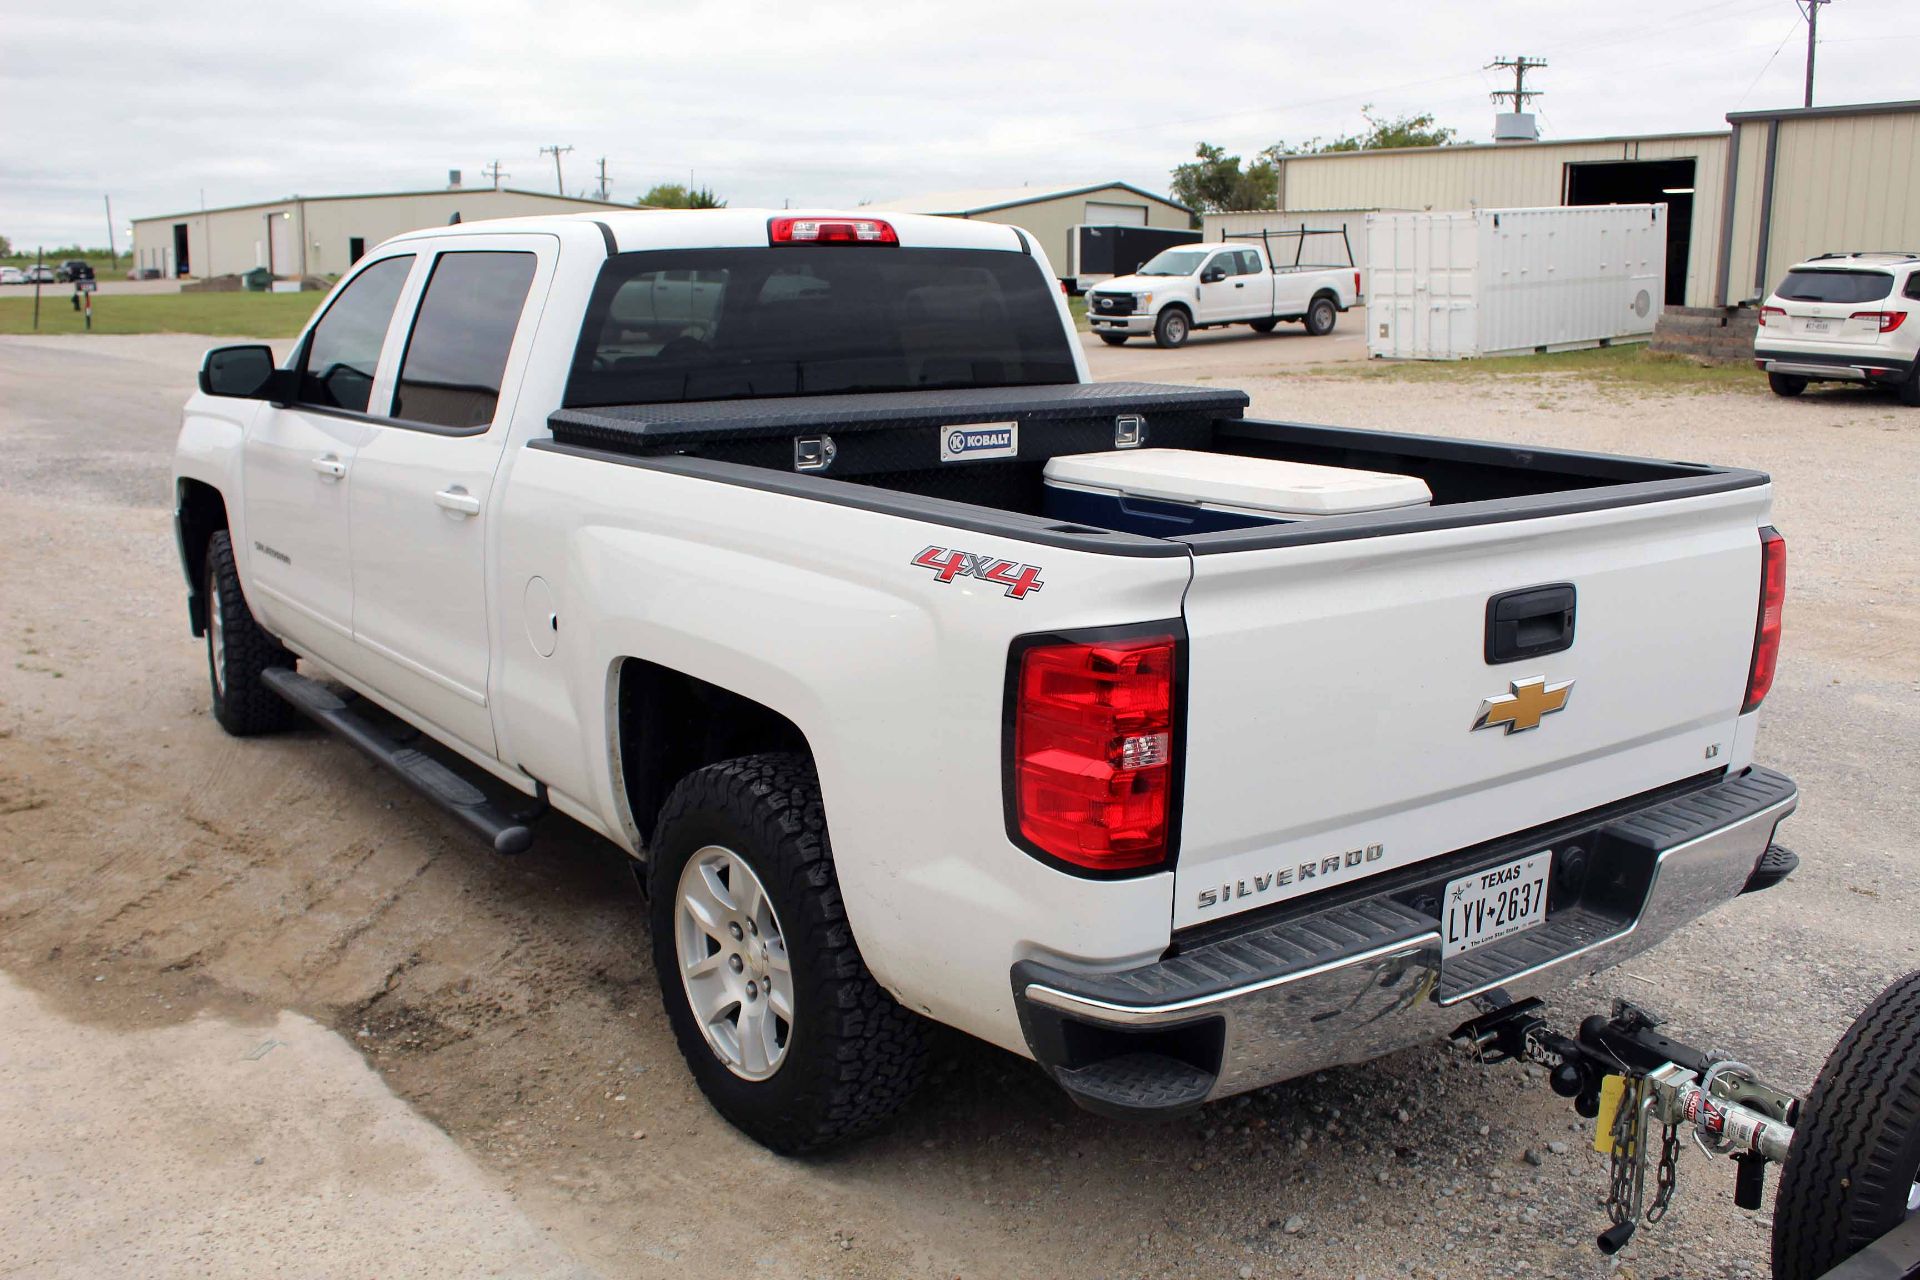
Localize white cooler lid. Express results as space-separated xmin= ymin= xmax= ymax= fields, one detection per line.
xmin=1043 ymin=448 xmax=1432 ymax=517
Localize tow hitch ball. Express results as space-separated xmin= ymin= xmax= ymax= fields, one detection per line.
xmin=1455 ymin=998 xmax=1801 ymax=1255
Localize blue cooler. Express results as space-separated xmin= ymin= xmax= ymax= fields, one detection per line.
xmin=1043 ymin=448 xmax=1432 ymax=536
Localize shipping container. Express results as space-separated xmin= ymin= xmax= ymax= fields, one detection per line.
xmin=1366 ymin=205 xmax=1666 ymax=360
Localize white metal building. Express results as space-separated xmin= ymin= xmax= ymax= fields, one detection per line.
xmin=862 ymin=182 xmax=1192 ymax=275
xmin=130 ymin=185 xmax=638 ymax=280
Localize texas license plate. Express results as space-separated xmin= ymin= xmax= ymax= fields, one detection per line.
xmin=1442 ymin=851 xmax=1551 ymax=960
xmin=1802 ymin=318 xmax=1831 ymax=334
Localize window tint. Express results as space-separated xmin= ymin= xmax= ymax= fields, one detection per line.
xmin=1236 ymin=249 xmax=1264 ymax=274
xmin=1775 ymin=269 xmax=1893 ymax=305
xmin=298 ymin=256 xmax=413 ymax=412
xmin=566 ymin=247 xmax=1077 ymax=406
xmin=392 ymin=251 xmax=538 ymax=428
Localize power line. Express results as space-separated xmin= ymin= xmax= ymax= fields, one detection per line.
xmin=1486 ymin=55 xmax=1547 ymax=111
xmin=538 ymin=144 xmax=573 ymax=196
xmin=1799 ymin=0 xmax=1831 ymax=106
xmin=481 ymin=159 xmax=509 ymax=189
xmin=594 ymin=157 xmax=611 ymax=201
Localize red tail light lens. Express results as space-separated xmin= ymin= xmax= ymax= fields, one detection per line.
xmin=1354 ymin=270 xmax=1362 ymax=298
xmin=768 ymin=216 xmax=897 ymax=246
xmin=1758 ymin=305 xmax=1786 ymax=326
xmin=1011 ymin=633 xmax=1178 ymax=873
xmin=1743 ymin=527 xmax=1786 ymax=713
xmin=1848 ymin=310 xmax=1907 ymax=333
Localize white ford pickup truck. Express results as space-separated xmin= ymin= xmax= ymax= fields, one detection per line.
xmin=1087 ymin=229 xmax=1362 ymax=348
xmin=174 ymin=208 xmax=1798 ymax=1154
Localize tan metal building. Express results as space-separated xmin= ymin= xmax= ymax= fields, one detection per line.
xmin=131 ymin=186 xmax=638 ymax=280
xmin=861 ymin=182 xmax=1193 ymax=276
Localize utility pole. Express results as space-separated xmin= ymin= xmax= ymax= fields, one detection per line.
xmin=595 ymin=157 xmax=611 ymax=201
xmin=539 ymin=144 xmax=573 ymax=196
xmin=1802 ymin=0 xmax=1830 ymax=108
xmin=1486 ymin=55 xmax=1547 ymax=112
xmin=482 ymin=159 xmax=508 ymax=189
xmin=103 ymin=195 xmax=118 ymax=267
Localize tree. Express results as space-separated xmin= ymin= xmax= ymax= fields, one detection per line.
xmin=1277 ymin=104 xmax=1458 ymax=155
xmin=1172 ymin=106 xmax=1459 ymax=214
xmin=0 ymin=234 xmax=11 ymax=257
xmin=640 ymin=183 xmax=727 ymax=209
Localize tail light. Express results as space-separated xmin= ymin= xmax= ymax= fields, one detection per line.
xmin=1757 ymin=305 xmax=1786 ymax=326
xmin=1008 ymin=630 xmax=1179 ymax=874
xmin=768 ymin=216 xmax=897 ymax=246
xmin=1354 ymin=270 xmax=1362 ymax=298
xmin=1848 ymin=310 xmax=1907 ymax=333
xmin=1743 ymin=527 xmax=1786 ymax=713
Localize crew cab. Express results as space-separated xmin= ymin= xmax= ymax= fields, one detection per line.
xmin=174 ymin=208 xmax=1798 ymax=1154
xmin=1087 ymin=229 xmax=1360 ymax=348
xmin=1755 ymin=251 xmax=1920 ymax=405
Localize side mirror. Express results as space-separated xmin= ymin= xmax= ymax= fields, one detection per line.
xmin=1201 ymin=266 xmax=1226 ymax=284
xmin=199 ymin=344 xmax=287 ymax=399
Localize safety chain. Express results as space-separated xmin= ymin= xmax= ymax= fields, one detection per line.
xmin=1605 ymin=1077 xmax=1644 ymax=1226
xmin=1646 ymin=1118 xmax=1682 ymax=1222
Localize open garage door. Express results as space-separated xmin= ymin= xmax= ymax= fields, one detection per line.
xmin=1565 ymin=159 xmax=1693 ymax=306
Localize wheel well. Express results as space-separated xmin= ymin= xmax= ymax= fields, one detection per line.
xmin=1311 ymin=289 xmax=1338 ymax=308
xmin=177 ymin=479 xmax=229 ymax=634
xmin=1159 ymin=302 xmax=1192 ymax=318
xmin=616 ymin=658 xmax=811 ymax=846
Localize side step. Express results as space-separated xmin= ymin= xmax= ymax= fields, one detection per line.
xmin=262 ymin=668 xmax=540 ymax=855
xmin=1053 ymin=1053 xmax=1215 ymax=1118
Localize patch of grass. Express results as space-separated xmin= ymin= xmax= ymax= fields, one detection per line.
xmin=0 ymin=291 xmax=320 ymax=337
xmin=1067 ymin=294 xmax=1089 ymax=331
xmin=1311 ymin=343 xmax=1763 ymax=393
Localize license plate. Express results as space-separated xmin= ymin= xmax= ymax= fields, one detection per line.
xmin=1802 ymin=318 xmax=1831 ymax=333
xmin=1441 ymin=851 xmax=1551 ymax=960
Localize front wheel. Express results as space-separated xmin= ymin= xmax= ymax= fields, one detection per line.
xmin=1248 ymin=318 xmax=1279 ymax=334
xmin=1305 ymin=296 xmax=1338 ymax=336
xmin=1771 ymin=969 xmax=1920 ymax=1279
xmin=1097 ymin=333 xmax=1129 ymax=347
xmin=648 ymin=754 xmax=929 ymax=1154
xmin=204 ymin=531 xmax=294 ymax=736
xmin=1153 ymin=308 xmax=1190 ymax=349
xmin=1769 ymin=372 xmax=1809 ymax=397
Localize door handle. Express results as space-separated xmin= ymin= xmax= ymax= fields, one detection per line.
xmin=434 ymin=486 xmax=481 ymax=516
xmin=1235 ymin=281 xmax=1246 ymax=288
xmin=311 ymin=454 xmax=346 ymax=479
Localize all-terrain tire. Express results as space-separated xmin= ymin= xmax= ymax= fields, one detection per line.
xmin=1097 ymin=333 xmax=1129 ymax=346
xmin=1153 ymin=307 xmax=1191 ymax=349
xmin=204 ymin=531 xmax=294 ymax=736
xmin=648 ymin=753 xmax=929 ymax=1154
xmin=1769 ymin=372 xmax=1809 ymax=397
xmin=1248 ymin=318 xmax=1279 ymax=334
xmin=1305 ymin=294 xmax=1338 ymax=336
xmin=1771 ymin=969 xmax=1920 ymax=1279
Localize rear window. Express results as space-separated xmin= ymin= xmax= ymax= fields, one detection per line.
xmin=1776 ymin=269 xmax=1893 ymax=304
xmin=564 ymin=247 xmax=1076 ymax=407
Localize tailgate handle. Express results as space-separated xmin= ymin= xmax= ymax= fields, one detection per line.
xmin=1485 ymin=583 xmax=1576 ymax=664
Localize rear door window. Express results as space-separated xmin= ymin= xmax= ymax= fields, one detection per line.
xmin=1904 ymin=273 xmax=1920 ymax=301
xmin=1776 ymin=269 xmax=1893 ymax=305
xmin=392 ymin=251 xmax=539 ymax=429
xmin=297 ymin=255 xmax=414 ymax=412
xmin=1235 ymin=249 xmax=1263 ymax=274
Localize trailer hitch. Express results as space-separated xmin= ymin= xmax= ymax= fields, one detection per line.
xmin=1455 ymin=997 xmax=1802 ymax=1256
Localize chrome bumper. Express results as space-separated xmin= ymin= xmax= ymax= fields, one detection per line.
xmin=1014 ymin=767 xmax=1798 ymax=1113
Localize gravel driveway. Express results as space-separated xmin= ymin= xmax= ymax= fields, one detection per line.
xmin=0 ymin=333 xmax=1914 ymax=1280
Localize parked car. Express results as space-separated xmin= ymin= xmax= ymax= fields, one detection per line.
xmin=1755 ymin=250 xmax=1920 ymax=405
xmin=174 ymin=208 xmax=1797 ymax=1154
xmin=0 ymin=267 xmax=25 ymax=285
xmin=1086 ymin=228 xmax=1361 ymax=348
xmin=22 ymin=265 xmax=55 ymax=284
xmin=55 ymin=259 xmax=96 ymax=283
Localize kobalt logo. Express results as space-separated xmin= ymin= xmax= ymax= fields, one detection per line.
xmin=911 ymin=546 xmax=1044 ymax=600
xmin=938 ymin=420 xmax=1019 ymax=463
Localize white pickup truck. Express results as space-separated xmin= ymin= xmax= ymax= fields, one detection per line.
xmin=1087 ymin=230 xmax=1362 ymax=347
xmin=174 ymin=208 xmax=1798 ymax=1154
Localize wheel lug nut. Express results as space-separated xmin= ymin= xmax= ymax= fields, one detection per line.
xmin=745 ymin=982 xmax=758 ymax=1000
xmin=728 ymin=922 xmax=744 ymax=940
xmin=728 ymin=955 xmax=743 ymax=973
xmin=747 ymin=920 xmax=758 ymax=935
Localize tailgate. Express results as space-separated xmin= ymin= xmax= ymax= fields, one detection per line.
xmin=1172 ymin=487 xmax=1770 ymax=930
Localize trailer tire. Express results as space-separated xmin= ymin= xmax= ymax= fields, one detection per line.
xmin=1097 ymin=333 xmax=1129 ymax=346
xmin=1768 ymin=372 xmax=1809 ymax=397
xmin=648 ymin=753 xmax=930 ymax=1154
xmin=1305 ymin=294 xmax=1338 ymax=336
xmin=205 ymin=531 xmax=295 ymax=737
xmin=1153 ymin=307 xmax=1190 ymax=348
xmin=1771 ymin=968 xmax=1920 ymax=1280
xmin=1249 ymin=318 xmax=1279 ymax=334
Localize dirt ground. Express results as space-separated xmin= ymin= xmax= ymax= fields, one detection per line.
xmin=1 ymin=332 xmax=1916 ymax=1280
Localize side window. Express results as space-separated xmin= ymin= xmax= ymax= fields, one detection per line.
xmin=1237 ymin=249 xmax=1264 ymax=275
xmin=1906 ymin=273 xmax=1920 ymax=301
xmin=1207 ymin=253 xmax=1234 ymax=278
xmin=297 ymin=255 xmax=413 ymax=413
xmin=392 ymin=251 xmax=539 ymax=429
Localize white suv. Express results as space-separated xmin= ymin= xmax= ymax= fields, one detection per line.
xmin=1755 ymin=251 xmax=1920 ymax=405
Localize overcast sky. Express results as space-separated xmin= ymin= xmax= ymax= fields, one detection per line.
xmin=3 ymin=0 xmax=1912 ymax=249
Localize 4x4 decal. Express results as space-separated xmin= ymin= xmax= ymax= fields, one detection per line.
xmin=911 ymin=546 xmax=1045 ymax=600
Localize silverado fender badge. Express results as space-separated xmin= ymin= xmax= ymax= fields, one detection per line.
xmin=911 ymin=546 xmax=1043 ymax=600
xmin=1473 ymin=676 xmax=1575 ymax=734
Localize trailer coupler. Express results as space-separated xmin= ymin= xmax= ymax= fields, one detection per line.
xmin=1455 ymin=997 xmax=1802 ymax=1256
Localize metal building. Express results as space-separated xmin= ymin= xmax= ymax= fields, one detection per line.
xmin=130 ymin=185 xmax=637 ymax=280
xmin=1207 ymin=99 xmax=1920 ymax=309
xmin=861 ymin=182 xmax=1192 ymax=275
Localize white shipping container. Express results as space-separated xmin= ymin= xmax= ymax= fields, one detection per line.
xmin=1365 ymin=205 xmax=1666 ymax=360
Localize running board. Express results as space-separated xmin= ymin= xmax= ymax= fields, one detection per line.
xmin=262 ymin=668 xmax=540 ymax=855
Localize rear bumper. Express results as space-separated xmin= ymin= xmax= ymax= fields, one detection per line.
xmin=1012 ymin=766 xmax=1798 ymax=1116
xmin=1755 ymin=347 xmax=1914 ymax=383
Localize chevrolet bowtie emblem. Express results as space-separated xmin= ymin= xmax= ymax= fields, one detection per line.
xmin=1473 ymin=676 xmax=1574 ymax=734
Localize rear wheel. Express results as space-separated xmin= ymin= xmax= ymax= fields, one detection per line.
xmin=648 ymin=753 xmax=929 ymax=1154
xmin=1305 ymin=295 xmax=1338 ymax=336
xmin=1153 ymin=308 xmax=1190 ymax=349
xmin=1249 ymin=318 xmax=1279 ymax=334
xmin=1097 ymin=333 xmax=1129 ymax=347
xmin=204 ymin=531 xmax=294 ymax=736
xmin=1899 ymin=366 xmax=1920 ymax=407
xmin=1769 ymin=372 xmax=1809 ymax=397
xmin=1771 ymin=969 xmax=1920 ymax=1279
